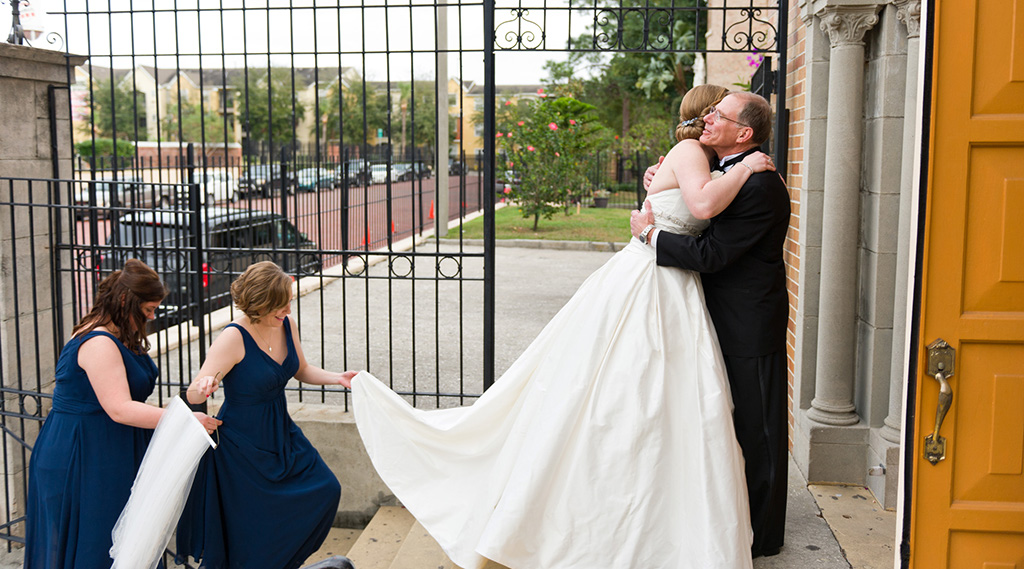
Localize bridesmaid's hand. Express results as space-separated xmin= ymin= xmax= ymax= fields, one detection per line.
xmin=338 ymin=371 xmax=357 ymax=389
xmin=194 ymin=412 xmax=223 ymax=435
xmin=191 ymin=374 xmax=221 ymax=398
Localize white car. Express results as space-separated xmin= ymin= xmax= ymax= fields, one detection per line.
xmin=369 ymin=164 xmax=389 ymax=184
xmin=200 ymin=171 xmax=239 ymax=204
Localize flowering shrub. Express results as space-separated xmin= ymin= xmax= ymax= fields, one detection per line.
xmin=497 ymin=96 xmax=603 ymax=230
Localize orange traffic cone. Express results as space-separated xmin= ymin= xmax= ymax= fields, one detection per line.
xmin=360 ymin=228 xmax=370 ymax=246
xmin=391 ymin=221 xmax=396 ymax=234
xmin=429 ymin=200 xmax=434 ymax=219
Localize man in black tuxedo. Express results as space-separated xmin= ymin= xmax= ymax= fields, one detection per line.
xmin=630 ymin=91 xmax=790 ymax=558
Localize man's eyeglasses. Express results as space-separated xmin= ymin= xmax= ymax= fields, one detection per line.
xmin=708 ymin=106 xmax=750 ymax=128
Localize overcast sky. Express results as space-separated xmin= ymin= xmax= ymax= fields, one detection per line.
xmin=30 ymin=0 xmax=595 ymax=85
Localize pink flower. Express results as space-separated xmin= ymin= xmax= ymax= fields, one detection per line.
xmin=548 ymin=122 xmax=558 ymax=131
xmin=496 ymin=132 xmax=503 ymax=138
xmin=504 ymin=100 xmax=512 ymax=106
xmin=527 ymin=146 xmax=535 ymax=151
xmin=517 ymin=121 xmax=524 ymax=126
xmin=537 ymin=88 xmax=544 ymax=94
xmin=614 ymin=135 xmax=619 ymax=140
xmin=507 ymin=132 xmax=513 ymax=137
xmin=539 ymin=93 xmax=547 ymax=98
xmin=569 ymin=119 xmax=576 ymax=125
xmin=555 ymin=152 xmax=560 ymax=157
xmin=507 ymin=161 xmax=514 ymax=168
xmin=503 ymin=187 xmax=511 ymax=194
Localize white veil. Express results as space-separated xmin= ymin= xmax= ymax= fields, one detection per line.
xmin=110 ymin=396 xmax=217 ymax=569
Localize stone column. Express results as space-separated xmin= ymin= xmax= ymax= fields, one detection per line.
xmin=807 ymin=4 xmax=880 ymax=426
xmin=880 ymin=0 xmax=921 ymax=443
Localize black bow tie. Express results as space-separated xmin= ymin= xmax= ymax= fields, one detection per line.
xmin=714 ymin=150 xmax=757 ymax=172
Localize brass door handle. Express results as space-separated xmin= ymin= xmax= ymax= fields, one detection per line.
xmin=924 ymin=339 xmax=955 ymax=465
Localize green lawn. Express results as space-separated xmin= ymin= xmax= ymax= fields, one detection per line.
xmin=458 ymin=203 xmax=634 ymax=242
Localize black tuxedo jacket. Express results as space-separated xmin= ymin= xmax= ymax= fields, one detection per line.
xmin=656 ymin=162 xmax=790 ymax=357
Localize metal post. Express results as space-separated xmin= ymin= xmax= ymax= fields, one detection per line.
xmin=435 ymin=0 xmax=450 ymax=237
xmin=6 ymin=0 xmax=25 ymax=45
xmin=186 ymin=143 xmax=207 ymax=370
xmin=482 ymin=0 xmax=496 ymax=389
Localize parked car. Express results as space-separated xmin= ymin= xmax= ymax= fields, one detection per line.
xmin=73 ymin=177 xmax=170 ymax=218
xmin=448 ymin=159 xmax=466 ymax=176
xmin=100 ymin=207 xmax=321 ymax=330
xmin=174 ymin=170 xmax=240 ymax=206
xmin=238 ymin=164 xmax=297 ymax=197
xmin=407 ymin=161 xmax=432 ymax=179
xmin=369 ymin=163 xmax=389 ymax=184
xmin=390 ymin=163 xmax=414 ymax=182
xmin=495 ymin=169 xmax=521 ymax=194
xmin=295 ymin=167 xmax=336 ymax=192
xmin=337 ymin=159 xmax=370 ymax=187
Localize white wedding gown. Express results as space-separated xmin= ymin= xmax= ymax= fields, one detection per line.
xmin=352 ymin=188 xmax=753 ymax=569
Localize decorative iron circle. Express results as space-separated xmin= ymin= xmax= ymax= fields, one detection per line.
xmin=344 ymin=255 xmax=368 ymax=277
xmin=436 ymin=255 xmax=462 ymax=279
xmin=389 ymin=255 xmax=414 ymax=279
xmin=21 ymin=393 xmax=43 ymax=419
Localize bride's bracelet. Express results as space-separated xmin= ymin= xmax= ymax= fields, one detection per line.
xmin=738 ymin=162 xmax=754 ymax=175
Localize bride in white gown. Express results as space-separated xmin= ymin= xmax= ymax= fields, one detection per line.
xmin=348 ymin=85 xmax=776 ymax=569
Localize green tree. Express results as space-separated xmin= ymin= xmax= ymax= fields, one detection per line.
xmin=86 ymin=78 xmax=148 ymax=141
xmin=160 ymin=100 xmax=235 ymax=143
xmin=498 ymin=96 xmax=607 ymax=230
xmin=319 ymin=79 xmax=388 ymax=148
xmin=543 ymin=1 xmax=700 ymax=140
xmin=235 ymin=68 xmax=307 ymax=145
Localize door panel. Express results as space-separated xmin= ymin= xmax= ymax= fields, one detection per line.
xmin=911 ymin=0 xmax=1024 ymax=566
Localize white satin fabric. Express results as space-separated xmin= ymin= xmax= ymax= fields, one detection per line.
xmin=353 ymin=189 xmax=753 ymax=569
xmin=110 ymin=397 xmax=217 ymax=569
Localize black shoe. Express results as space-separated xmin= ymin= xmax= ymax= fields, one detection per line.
xmin=301 ymin=555 xmax=355 ymax=569
xmin=751 ymin=546 xmax=781 ymax=559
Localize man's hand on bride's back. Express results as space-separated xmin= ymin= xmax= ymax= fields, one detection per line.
xmin=643 ymin=156 xmax=665 ymax=191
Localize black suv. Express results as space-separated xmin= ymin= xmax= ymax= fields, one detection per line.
xmin=238 ymin=164 xmax=298 ymax=197
xmin=101 ymin=207 xmax=321 ymax=330
xmin=334 ymin=159 xmax=370 ymax=187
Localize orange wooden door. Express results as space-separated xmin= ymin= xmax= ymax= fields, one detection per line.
xmin=909 ymin=0 xmax=1024 ymax=566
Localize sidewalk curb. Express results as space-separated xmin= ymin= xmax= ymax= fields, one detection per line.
xmin=440 ymin=238 xmax=631 ymax=253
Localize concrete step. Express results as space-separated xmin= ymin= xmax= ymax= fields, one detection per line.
xmin=387 ymin=520 xmax=458 ymax=569
xmin=345 ymin=506 xmax=418 ymax=569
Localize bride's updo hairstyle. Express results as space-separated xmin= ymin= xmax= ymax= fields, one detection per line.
xmin=232 ymin=261 xmax=293 ymax=324
xmin=674 ymin=84 xmax=730 ymax=142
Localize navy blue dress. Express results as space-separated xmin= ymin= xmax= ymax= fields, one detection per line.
xmin=176 ymin=319 xmax=340 ymax=569
xmin=25 ymin=331 xmax=158 ymax=569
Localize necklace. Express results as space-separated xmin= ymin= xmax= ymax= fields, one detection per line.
xmin=251 ymin=323 xmax=274 ymax=353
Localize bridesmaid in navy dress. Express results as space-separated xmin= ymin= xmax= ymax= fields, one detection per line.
xmin=25 ymin=259 xmax=222 ymax=569
xmin=177 ymin=261 xmax=356 ymax=569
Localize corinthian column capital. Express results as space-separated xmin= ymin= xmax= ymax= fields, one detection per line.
xmin=819 ymin=5 xmax=881 ymax=47
xmin=893 ymin=0 xmax=922 ymax=38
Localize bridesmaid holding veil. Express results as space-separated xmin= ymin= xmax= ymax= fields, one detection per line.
xmin=25 ymin=259 xmax=221 ymax=569
xmin=347 ymin=85 xmax=775 ymax=569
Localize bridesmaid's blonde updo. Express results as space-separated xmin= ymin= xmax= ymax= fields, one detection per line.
xmin=232 ymin=261 xmax=293 ymax=324
xmin=674 ymin=84 xmax=730 ymax=142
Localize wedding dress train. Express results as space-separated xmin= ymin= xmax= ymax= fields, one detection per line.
xmin=352 ymin=188 xmax=753 ymax=569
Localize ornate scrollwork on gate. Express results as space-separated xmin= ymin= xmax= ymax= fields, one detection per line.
xmin=593 ymin=7 xmax=676 ymax=51
xmin=495 ymin=8 xmax=546 ymax=50
xmin=722 ymin=7 xmax=777 ymax=53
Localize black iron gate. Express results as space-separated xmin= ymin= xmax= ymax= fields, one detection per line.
xmin=1 ymin=0 xmax=786 ymax=553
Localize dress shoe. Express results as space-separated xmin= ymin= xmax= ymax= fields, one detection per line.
xmin=751 ymin=546 xmax=781 ymax=559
